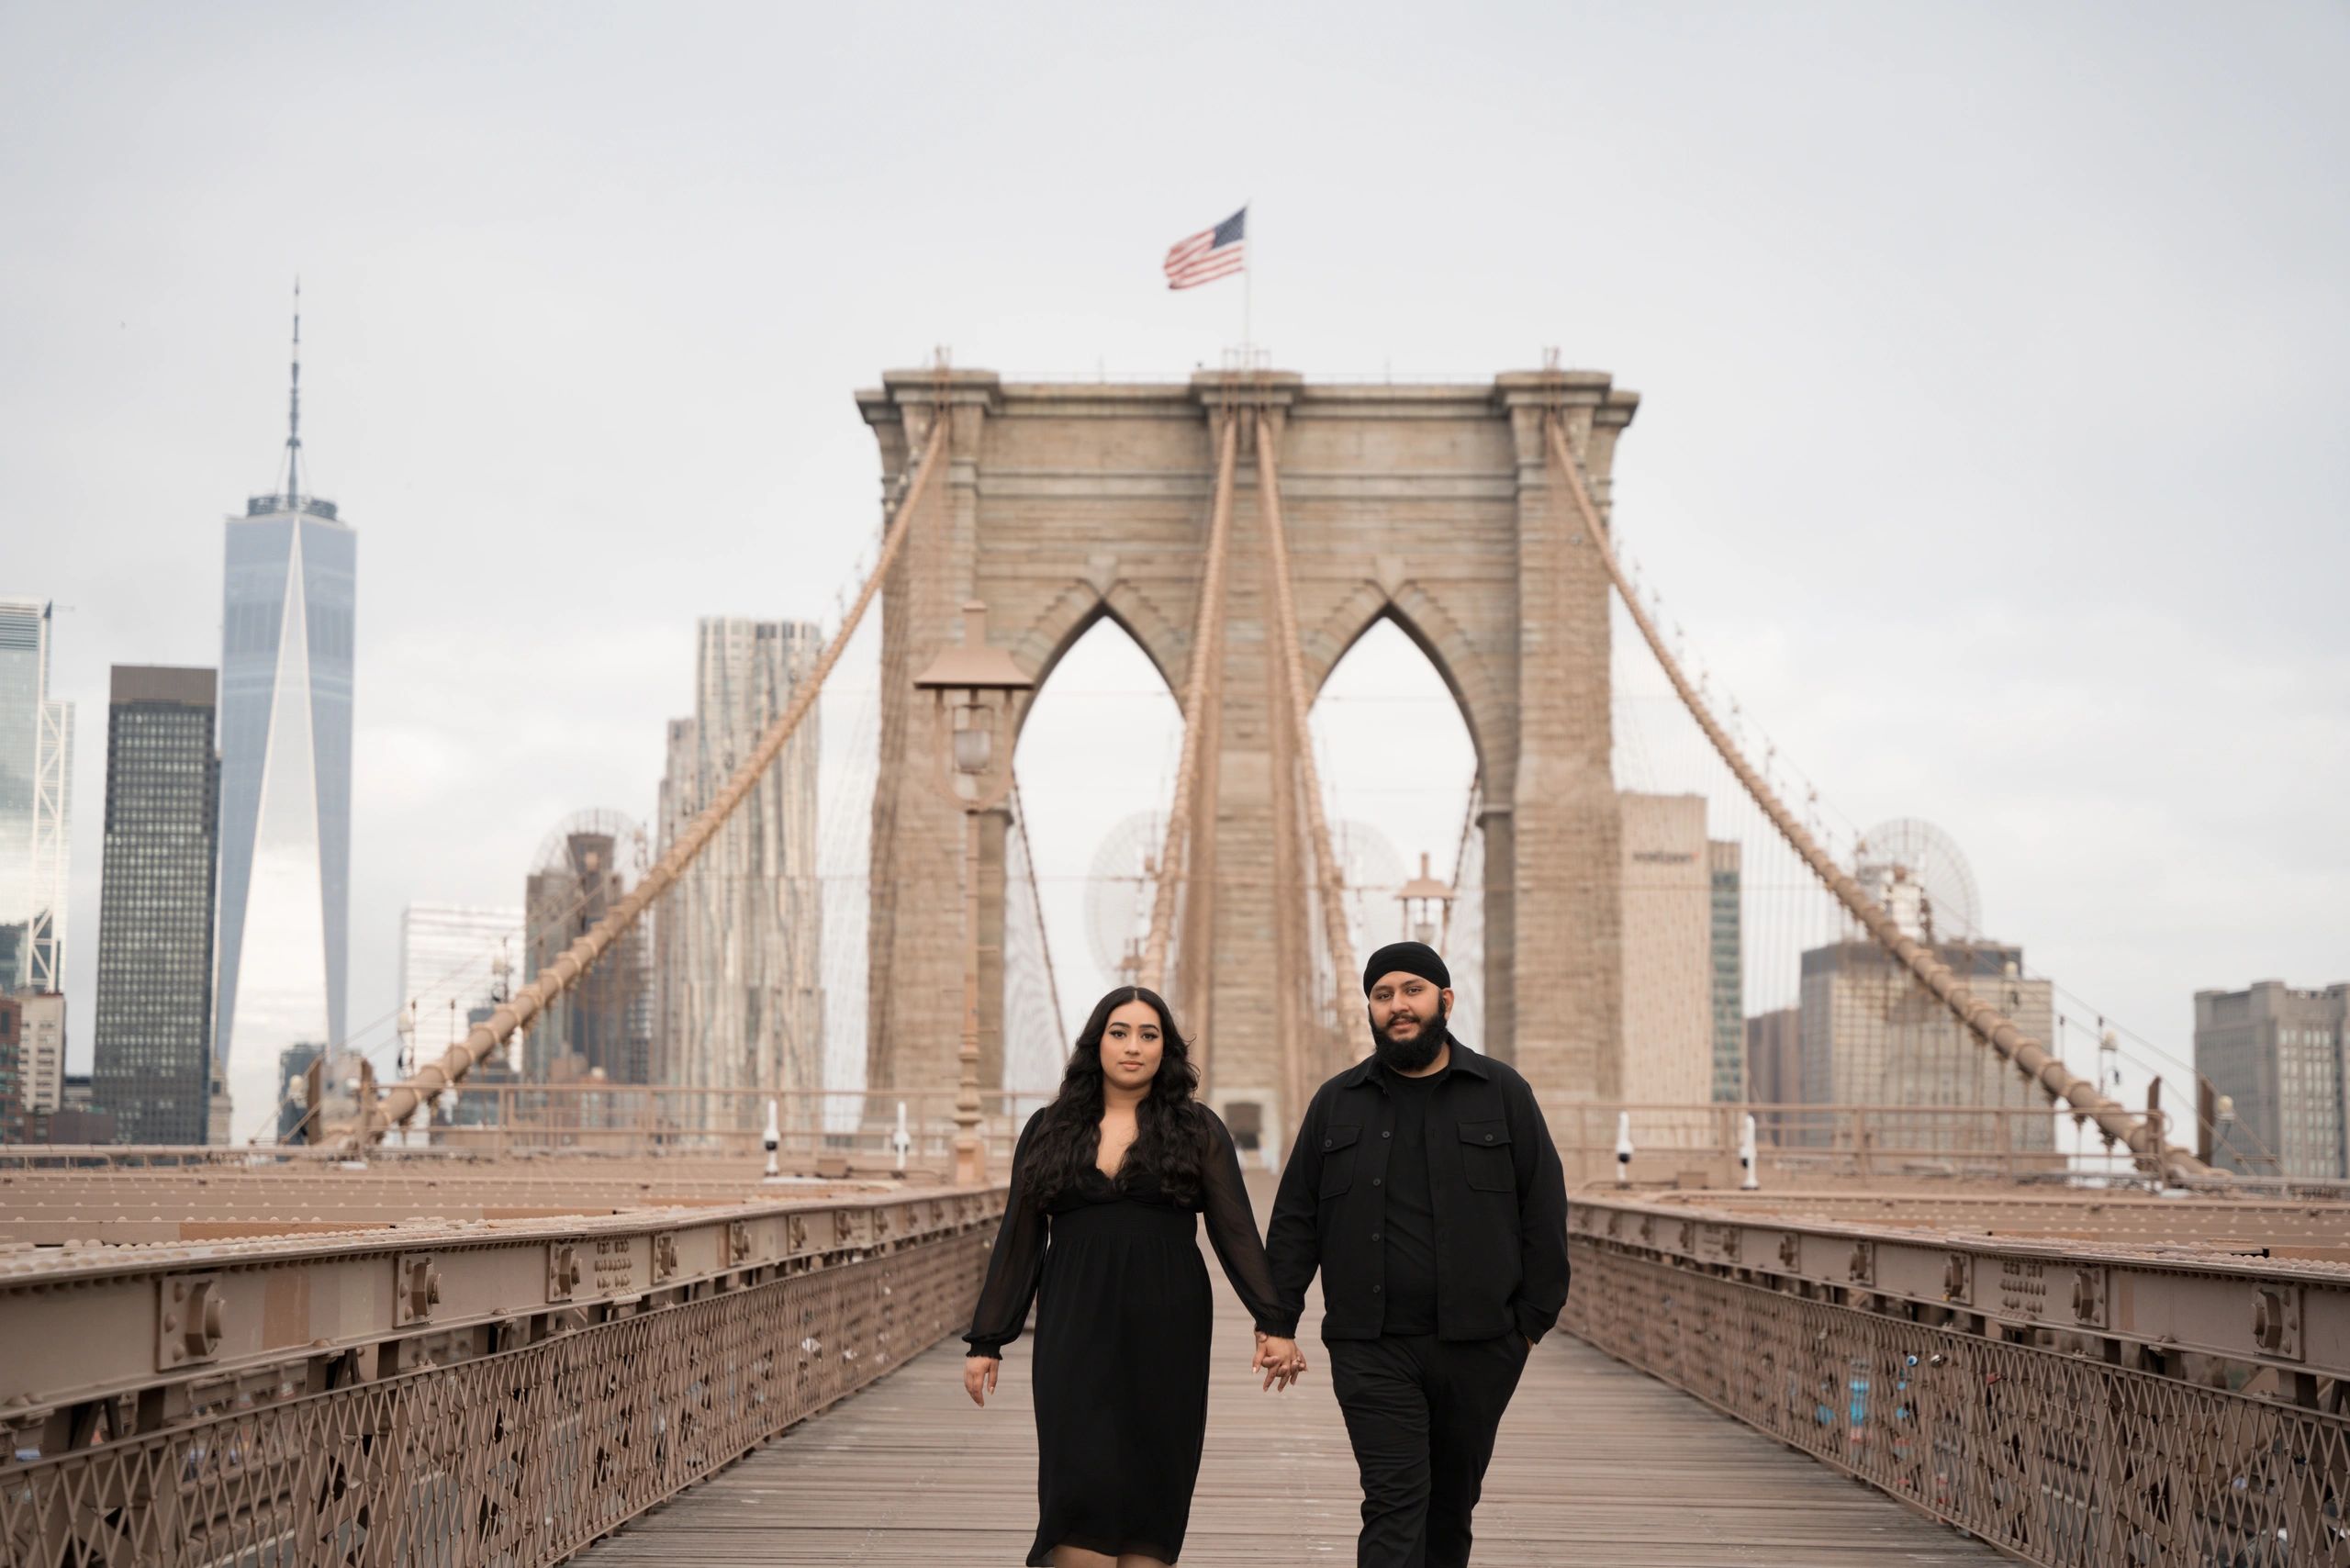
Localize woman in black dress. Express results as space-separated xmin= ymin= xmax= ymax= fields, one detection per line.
xmin=963 ymin=986 xmax=1307 ymax=1567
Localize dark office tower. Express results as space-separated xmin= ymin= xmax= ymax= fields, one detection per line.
xmin=92 ymin=667 xmax=222 ymax=1144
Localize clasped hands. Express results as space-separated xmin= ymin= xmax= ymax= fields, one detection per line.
xmin=965 ymin=1334 xmax=1307 ymax=1408
xmin=1252 ymin=1331 xmax=1307 ymax=1392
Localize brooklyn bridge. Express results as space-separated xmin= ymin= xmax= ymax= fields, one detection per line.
xmin=4 ymin=365 xmax=2344 ymax=1567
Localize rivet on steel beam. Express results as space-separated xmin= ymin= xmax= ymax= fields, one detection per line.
xmin=402 ymin=1257 xmax=439 ymax=1322
xmin=548 ymin=1244 xmax=580 ymax=1303
xmin=2252 ymin=1286 xmax=2298 ymax=1356
xmin=158 ymin=1273 xmax=224 ymax=1371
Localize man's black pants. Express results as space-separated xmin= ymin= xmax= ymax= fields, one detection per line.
xmin=1325 ymin=1332 xmax=1529 ymax=1568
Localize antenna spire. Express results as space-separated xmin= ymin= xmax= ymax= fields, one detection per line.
xmin=284 ymin=278 xmax=303 ymax=505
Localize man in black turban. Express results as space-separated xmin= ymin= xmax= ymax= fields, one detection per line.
xmin=1266 ymin=940 xmax=1570 ymax=1568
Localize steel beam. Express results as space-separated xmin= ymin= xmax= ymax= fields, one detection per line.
xmin=0 ymin=1184 xmax=1003 ymax=1468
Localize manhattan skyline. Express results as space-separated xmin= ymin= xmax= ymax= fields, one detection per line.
xmin=2 ymin=4 xmax=2343 ymax=1103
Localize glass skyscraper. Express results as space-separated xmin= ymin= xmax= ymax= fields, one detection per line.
xmin=92 ymin=666 xmax=221 ymax=1144
xmin=214 ymin=306 xmax=354 ymax=1137
xmin=0 ymin=599 xmax=73 ymax=996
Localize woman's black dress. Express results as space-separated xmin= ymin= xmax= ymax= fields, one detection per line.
xmin=965 ymin=1107 xmax=1291 ymax=1566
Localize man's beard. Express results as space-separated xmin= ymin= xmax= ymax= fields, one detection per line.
xmin=1372 ymin=998 xmax=1449 ymax=1073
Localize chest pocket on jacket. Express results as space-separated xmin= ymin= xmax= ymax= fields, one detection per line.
xmin=1458 ymin=1118 xmax=1514 ymax=1193
xmin=1318 ymin=1123 xmax=1364 ymax=1198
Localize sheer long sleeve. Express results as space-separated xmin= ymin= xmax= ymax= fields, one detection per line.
xmin=1198 ymin=1108 xmax=1300 ymax=1338
xmin=965 ymin=1110 xmax=1050 ymax=1357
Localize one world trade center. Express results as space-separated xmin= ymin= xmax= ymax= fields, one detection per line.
xmin=216 ymin=294 xmax=352 ymax=1138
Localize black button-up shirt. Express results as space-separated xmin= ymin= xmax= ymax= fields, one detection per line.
xmin=1266 ymin=1036 xmax=1571 ymax=1344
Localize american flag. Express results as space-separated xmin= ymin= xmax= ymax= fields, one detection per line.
xmin=1163 ymin=207 xmax=1247 ymax=290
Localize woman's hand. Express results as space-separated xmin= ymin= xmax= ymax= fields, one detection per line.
xmin=1253 ymin=1332 xmax=1307 ymax=1392
xmin=964 ymin=1354 xmax=1001 ymax=1407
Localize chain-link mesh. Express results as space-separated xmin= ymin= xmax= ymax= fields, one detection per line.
xmin=0 ymin=1227 xmax=987 ymax=1568
xmin=1566 ymin=1238 xmax=2350 ymax=1566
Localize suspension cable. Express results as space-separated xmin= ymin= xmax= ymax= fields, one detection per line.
xmin=1540 ymin=409 xmax=2208 ymax=1181
xmin=1138 ymin=411 xmax=1240 ymax=993
xmin=1009 ymin=771 xmax=1069 ymax=1045
xmin=341 ymin=409 xmax=952 ymax=1146
xmin=1257 ymin=410 xmax=1371 ymax=1064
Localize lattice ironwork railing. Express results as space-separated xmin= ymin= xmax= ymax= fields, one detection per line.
xmin=1566 ymin=1238 xmax=2350 ymax=1566
xmin=0 ymin=1225 xmax=987 ymax=1568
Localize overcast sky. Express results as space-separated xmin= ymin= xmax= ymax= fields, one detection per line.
xmin=6 ymin=2 xmax=2344 ymax=1093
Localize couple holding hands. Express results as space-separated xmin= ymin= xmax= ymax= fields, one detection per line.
xmin=963 ymin=941 xmax=1571 ymax=1568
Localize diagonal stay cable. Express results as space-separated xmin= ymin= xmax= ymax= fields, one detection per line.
xmin=1138 ymin=410 xmax=1240 ymax=993
xmin=343 ymin=411 xmax=951 ymax=1146
xmin=1257 ymin=409 xmax=1371 ymax=1066
xmin=1539 ymin=408 xmax=2206 ymax=1181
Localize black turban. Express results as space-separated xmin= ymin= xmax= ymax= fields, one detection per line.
xmin=1361 ymin=940 xmax=1449 ymax=997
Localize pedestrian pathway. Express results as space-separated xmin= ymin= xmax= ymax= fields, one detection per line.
xmin=578 ymin=1237 xmax=2007 ymax=1565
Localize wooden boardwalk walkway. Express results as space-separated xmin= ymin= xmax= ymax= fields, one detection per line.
xmin=581 ymin=1238 xmax=2008 ymax=1567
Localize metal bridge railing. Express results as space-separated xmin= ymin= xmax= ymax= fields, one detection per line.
xmin=1564 ymin=1193 xmax=2350 ymax=1567
xmin=0 ymin=1184 xmax=1003 ymax=1566
xmin=385 ymin=1085 xmax=1052 ymax=1164
xmin=1551 ymin=1101 xmax=2127 ymax=1189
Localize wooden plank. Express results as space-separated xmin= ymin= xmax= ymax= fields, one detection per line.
xmin=578 ymin=1227 xmax=2009 ymax=1565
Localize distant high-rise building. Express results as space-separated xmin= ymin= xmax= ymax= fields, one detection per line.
xmin=525 ymin=813 xmax=651 ymax=1084
xmin=1707 ymin=840 xmax=1743 ymax=1103
xmin=1617 ymin=792 xmax=1712 ymax=1120
xmin=91 ymin=667 xmax=222 ymax=1145
xmin=0 ymin=599 xmax=73 ymax=996
xmin=1798 ymin=938 xmax=2056 ymax=1156
xmin=2195 ymin=980 xmax=2348 ymax=1180
xmin=1745 ymin=1006 xmax=1801 ymax=1142
xmin=653 ymin=619 xmax=824 ymax=1102
xmin=215 ymin=297 xmax=355 ymax=1133
xmin=15 ymin=991 xmax=65 ymax=1117
xmin=274 ymin=1042 xmax=325 ymax=1142
xmin=398 ymin=903 xmax=524 ymax=1066
xmin=0 ymin=995 xmax=20 ymax=1139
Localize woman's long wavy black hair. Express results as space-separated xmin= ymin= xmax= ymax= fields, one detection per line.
xmin=1023 ymin=986 xmax=1205 ymax=1212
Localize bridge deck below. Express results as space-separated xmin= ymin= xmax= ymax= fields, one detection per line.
xmin=580 ymin=1265 xmax=2004 ymax=1565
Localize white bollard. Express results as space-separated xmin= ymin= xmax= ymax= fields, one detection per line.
xmin=1615 ymin=1111 xmax=1634 ymax=1186
xmin=892 ymin=1101 xmax=912 ymax=1171
xmin=762 ymin=1099 xmax=782 ymax=1182
xmin=1740 ymin=1113 xmax=1760 ymax=1191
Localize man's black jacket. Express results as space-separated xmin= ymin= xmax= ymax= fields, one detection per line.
xmin=1265 ymin=1037 xmax=1571 ymax=1344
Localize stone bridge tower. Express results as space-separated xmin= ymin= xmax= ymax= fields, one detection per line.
xmin=860 ymin=368 xmax=1639 ymax=1141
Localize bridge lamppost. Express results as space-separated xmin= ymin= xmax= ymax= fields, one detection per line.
xmin=913 ymin=599 xmax=1035 ymax=1185
xmin=1396 ymin=852 xmax=1454 ymax=947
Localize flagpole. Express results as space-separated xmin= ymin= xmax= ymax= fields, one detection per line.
xmin=1244 ymin=201 xmax=1253 ymax=356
